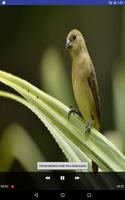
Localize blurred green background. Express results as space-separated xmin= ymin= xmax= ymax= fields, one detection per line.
xmin=0 ymin=6 xmax=125 ymax=171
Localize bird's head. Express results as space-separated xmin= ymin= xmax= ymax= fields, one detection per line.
xmin=66 ymin=29 xmax=86 ymax=57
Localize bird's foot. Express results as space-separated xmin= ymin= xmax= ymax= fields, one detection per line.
xmin=85 ymin=116 xmax=94 ymax=134
xmin=68 ymin=105 xmax=82 ymax=119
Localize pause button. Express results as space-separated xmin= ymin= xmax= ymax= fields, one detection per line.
xmin=60 ymin=176 xmax=65 ymax=180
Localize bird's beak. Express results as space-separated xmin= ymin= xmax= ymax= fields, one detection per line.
xmin=66 ymin=39 xmax=72 ymax=49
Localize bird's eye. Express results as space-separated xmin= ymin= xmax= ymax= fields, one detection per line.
xmin=73 ymin=35 xmax=76 ymax=40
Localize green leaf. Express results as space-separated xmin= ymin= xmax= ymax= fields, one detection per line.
xmin=0 ymin=70 xmax=125 ymax=172
xmin=0 ymin=123 xmax=45 ymax=171
xmin=0 ymin=91 xmax=91 ymax=171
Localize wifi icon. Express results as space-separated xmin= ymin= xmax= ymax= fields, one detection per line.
xmin=108 ymin=1 xmax=113 ymax=4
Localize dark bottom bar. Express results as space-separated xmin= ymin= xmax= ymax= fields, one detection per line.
xmin=0 ymin=190 xmax=125 ymax=199
xmin=0 ymin=172 xmax=125 ymax=190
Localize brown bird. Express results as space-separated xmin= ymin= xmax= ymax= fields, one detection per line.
xmin=66 ymin=29 xmax=101 ymax=172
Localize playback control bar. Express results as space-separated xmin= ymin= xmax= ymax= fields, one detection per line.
xmin=0 ymin=172 xmax=125 ymax=190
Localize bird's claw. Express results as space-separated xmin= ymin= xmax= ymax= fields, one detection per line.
xmin=85 ymin=116 xmax=94 ymax=135
xmin=68 ymin=105 xmax=82 ymax=119
xmin=85 ymin=123 xmax=92 ymax=134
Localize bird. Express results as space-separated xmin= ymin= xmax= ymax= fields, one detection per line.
xmin=66 ymin=29 xmax=101 ymax=172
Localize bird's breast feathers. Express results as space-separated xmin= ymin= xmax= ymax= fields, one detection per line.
xmin=72 ymin=75 xmax=94 ymax=121
xmin=72 ymin=58 xmax=98 ymax=125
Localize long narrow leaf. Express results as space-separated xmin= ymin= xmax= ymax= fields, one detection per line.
xmin=0 ymin=70 xmax=125 ymax=172
xmin=0 ymin=91 xmax=91 ymax=171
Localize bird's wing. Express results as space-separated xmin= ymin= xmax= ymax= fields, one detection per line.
xmin=88 ymin=61 xmax=101 ymax=124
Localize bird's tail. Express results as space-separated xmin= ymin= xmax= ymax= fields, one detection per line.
xmin=92 ymin=123 xmax=101 ymax=172
xmin=92 ymin=161 xmax=98 ymax=172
